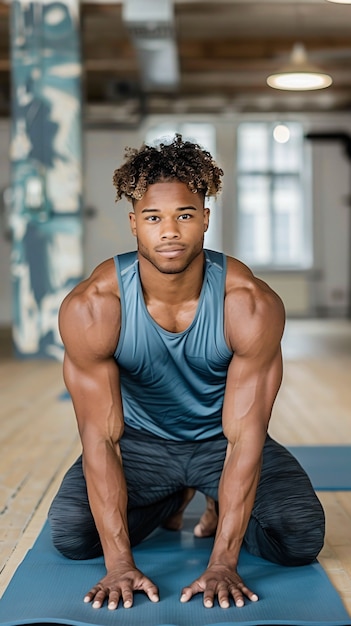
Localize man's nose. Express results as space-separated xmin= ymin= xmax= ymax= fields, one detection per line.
xmin=160 ymin=218 xmax=180 ymax=239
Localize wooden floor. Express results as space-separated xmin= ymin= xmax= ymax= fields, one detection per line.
xmin=0 ymin=319 xmax=351 ymax=616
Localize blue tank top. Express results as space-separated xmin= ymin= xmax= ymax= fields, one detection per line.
xmin=113 ymin=250 xmax=233 ymax=441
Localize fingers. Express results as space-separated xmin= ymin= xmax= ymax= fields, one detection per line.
xmin=180 ymin=587 xmax=194 ymax=603
xmin=230 ymin=585 xmax=245 ymax=608
xmin=84 ymin=587 xmax=123 ymax=610
xmin=84 ymin=575 xmax=159 ymax=610
xmin=239 ymin=583 xmax=259 ymax=604
xmin=203 ymin=585 xmax=216 ymax=609
xmin=217 ymin=585 xmax=230 ymax=609
xmin=180 ymin=581 xmax=221 ymax=608
xmin=144 ymin=581 xmax=160 ymax=603
xmin=121 ymin=587 xmax=133 ymax=609
xmin=119 ymin=577 xmax=159 ymax=608
xmin=181 ymin=581 xmax=230 ymax=609
xmin=107 ymin=590 xmax=121 ymax=610
xmin=222 ymin=580 xmax=258 ymax=609
xmin=180 ymin=575 xmax=259 ymax=609
xmin=203 ymin=580 xmax=231 ymax=609
xmin=180 ymin=579 xmax=203 ymax=604
xmin=83 ymin=586 xmax=107 ymax=609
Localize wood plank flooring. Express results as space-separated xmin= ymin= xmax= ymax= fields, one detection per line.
xmin=0 ymin=319 xmax=351 ymax=615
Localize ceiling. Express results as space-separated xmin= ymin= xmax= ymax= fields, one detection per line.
xmin=1 ymin=0 xmax=351 ymax=125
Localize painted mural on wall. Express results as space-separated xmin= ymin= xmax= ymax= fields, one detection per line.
xmin=10 ymin=0 xmax=83 ymax=359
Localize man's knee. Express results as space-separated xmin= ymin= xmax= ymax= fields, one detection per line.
xmin=245 ymin=497 xmax=325 ymax=566
xmin=281 ymin=524 xmax=325 ymax=565
xmin=269 ymin=502 xmax=325 ymax=566
xmin=48 ymin=501 xmax=102 ymax=560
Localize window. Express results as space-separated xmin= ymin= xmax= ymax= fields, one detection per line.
xmin=145 ymin=122 xmax=220 ymax=250
xmin=236 ymin=122 xmax=312 ymax=268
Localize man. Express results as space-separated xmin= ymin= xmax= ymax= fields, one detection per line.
xmin=49 ymin=134 xmax=325 ymax=611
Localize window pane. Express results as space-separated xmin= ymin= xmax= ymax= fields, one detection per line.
xmin=237 ymin=175 xmax=271 ymax=264
xmin=272 ymin=123 xmax=303 ymax=173
xmin=272 ymin=175 xmax=301 ymax=264
xmin=237 ymin=123 xmax=269 ymax=172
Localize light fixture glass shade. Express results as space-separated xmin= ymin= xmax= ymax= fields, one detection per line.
xmin=325 ymin=0 xmax=351 ymax=3
xmin=266 ymin=43 xmax=333 ymax=91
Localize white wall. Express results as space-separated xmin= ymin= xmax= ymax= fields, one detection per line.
xmin=308 ymin=122 xmax=351 ymax=317
xmin=83 ymin=129 xmax=141 ymax=277
xmin=1 ymin=111 xmax=351 ymax=325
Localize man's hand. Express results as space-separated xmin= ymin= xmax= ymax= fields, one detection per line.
xmin=180 ymin=564 xmax=258 ymax=609
xmin=84 ymin=562 xmax=159 ymax=609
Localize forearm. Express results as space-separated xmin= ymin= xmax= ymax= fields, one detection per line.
xmin=82 ymin=438 xmax=133 ymax=571
xmin=209 ymin=443 xmax=262 ymax=569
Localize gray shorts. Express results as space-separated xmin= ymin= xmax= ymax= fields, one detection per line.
xmin=49 ymin=424 xmax=325 ymax=565
xmin=120 ymin=424 xmax=228 ymax=506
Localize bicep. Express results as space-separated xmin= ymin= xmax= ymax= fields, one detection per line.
xmin=59 ymin=292 xmax=123 ymax=446
xmin=63 ymin=352 xmax=124 ymax=445
xmin=223 ymin=279 xmax=284 ymax=446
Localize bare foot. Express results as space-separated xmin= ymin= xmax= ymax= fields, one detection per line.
xmin=163 ymin=487 xmax=196 ymax=531
xmin=194 ymin=496 xmax=218 ymax=537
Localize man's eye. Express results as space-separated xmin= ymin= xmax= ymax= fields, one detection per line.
xmin=178 ymin=214 xmax=192 ymax=220
xmin=146 ymin=216 xmax=159 ymax=222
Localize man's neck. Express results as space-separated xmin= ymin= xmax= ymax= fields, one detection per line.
xmin=138 ymin=251 xmax=205 ymax=306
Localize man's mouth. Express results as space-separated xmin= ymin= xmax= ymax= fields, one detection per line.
xmin=156 ymin=246 xmax=186 ymax=258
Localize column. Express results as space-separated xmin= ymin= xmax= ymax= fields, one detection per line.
xmin=9 ymin=0 xmax=83 ymax=359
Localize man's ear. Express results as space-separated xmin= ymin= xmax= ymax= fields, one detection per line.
xmin=204 ymin=207 xmax=210 ymax=232
xmin=129 ymin=211 xmax=137 ymax=237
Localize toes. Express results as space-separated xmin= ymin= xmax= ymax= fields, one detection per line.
xmin=194 ymin=522 xmax=216 ymax=538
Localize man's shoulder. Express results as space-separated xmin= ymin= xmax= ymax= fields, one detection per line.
xmin=63 ymin=258 xmax=119 ymax=308
xmin=59 ymin=258 xmax=121 ymax=358
xmin=224 ymin=256 xmax=285 ymax=340
xmin=224 ymin=258 xmax=285 ymax=354
xmin=225 ymin=256 xmax=282 ymax=304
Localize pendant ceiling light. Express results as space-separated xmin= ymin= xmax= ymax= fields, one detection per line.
xmin=325 ymin=0 xmax=351 ymax=3
xmin=266 ymin=43 xmax=333 ymax=91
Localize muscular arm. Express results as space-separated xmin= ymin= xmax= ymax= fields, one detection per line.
xmin=210 ymin=282 xmax=284 ymax=571
xmin=59 ymin=261 xmax=158 ymax=609
xmin=181 ymin=263 xmax=285 ymax=608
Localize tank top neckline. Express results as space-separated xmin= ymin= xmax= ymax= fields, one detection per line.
xmin=135 ymin=251 xmax=210 ymax=338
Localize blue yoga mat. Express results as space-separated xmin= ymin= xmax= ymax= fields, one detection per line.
xmin=287 ymin=446 xmax=351 ymax=491
xmin=0 ymin=515 xmax=350 ymax=626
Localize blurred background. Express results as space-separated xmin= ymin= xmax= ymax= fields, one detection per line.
xmin=0 ymin=0 xmax=351 ymax=358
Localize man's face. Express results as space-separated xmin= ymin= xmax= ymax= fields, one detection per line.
xmin=129 ymin=181 xmax=210 ymax=275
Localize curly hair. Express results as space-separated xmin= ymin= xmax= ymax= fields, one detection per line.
xmin=112 ymin=133 xmax=223 ymax=203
